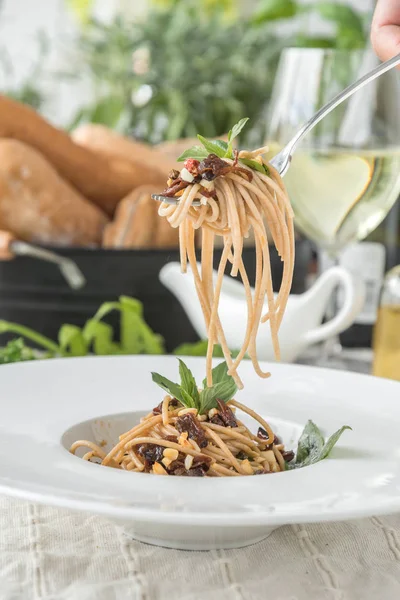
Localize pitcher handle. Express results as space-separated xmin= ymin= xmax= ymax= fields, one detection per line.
xmin=302 ymin=267 xmax=366 ymax=346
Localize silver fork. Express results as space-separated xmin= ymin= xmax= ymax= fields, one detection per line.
xmin=152 ymin=52 xmax=400 ymax=206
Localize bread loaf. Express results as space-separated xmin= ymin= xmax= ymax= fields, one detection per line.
xmin=103 ymin=185 xmax=179 ymax=249
xmin=0 ymin=139 xmax=108 ymax=246
xmin=72 ymin=124 xmax=176 ymax=177
xmin=0 ymin=95 xmax=166 ymax=215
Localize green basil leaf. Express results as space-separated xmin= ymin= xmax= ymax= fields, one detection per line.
xmin=82 ymin=319 xmax=120 ymax=355
xmin=211 ymin=379 xmax=238 ymax=402
xmin=203 ymin=360 xmax=227 ymax=388
xmin=201 ymin=361 xmax=238 ymax=402
xmin=178 ymin=359 xmax=199 ymax=403
xmin=119 ymin=296 xmax=143 ymax=314
xmin=226 ymin=118 xmax=250 ymax=158
xmin=119 ymin=305 xmax=143 ymax=355
xmin=180 ymin=388 xmax=196 ymax=409
xmin=229 ymin=118 xmax=249 ymax=142
xmin=291 ymin=421 xmax=352 ymax=469
xmin=151 ymin=372 xmax=187 ymax=405
xmin=197 ymin=135 xmax=228 ymax=158
xmin=199 ymin=379 xmax=237 ymax=413
xmin=91 ymin=301 xmax=121 ymax=323
xmin=89 ymin=296 xmax=164 ymax=356
xmin=295 ymin=420 xmax=325 ymax=466
xmin=177 ymin=146 xmax=209 ymax=162
xmin=213 ymin=139 xmax=230 ymax=155
xmin=199 ymin=386 xmax=219 ymax=414
xmin=240 ymin=158 xmax=269 ymax=175
xmin=58 ymin=325 xmax=88 ymax=357
xmin=320 ymin=426 xmax=352 ymax=460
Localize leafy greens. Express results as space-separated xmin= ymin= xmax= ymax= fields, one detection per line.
xmin=152 ymin=359 xmax=238 ymax=415
xmin=288 ymin=420 xmax=352 ymax=469
xmin=0 ymin=338 xmax=37 ymax=364
xmin=177 ymin=118 xmax=270 ymax=176
xmin=0 ymin=296 xmax=164 ymax=362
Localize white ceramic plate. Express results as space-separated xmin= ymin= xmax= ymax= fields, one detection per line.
xmin=1 ymin=355 xmax=399 ymax=551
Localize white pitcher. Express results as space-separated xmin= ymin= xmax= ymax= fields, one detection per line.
xmin=159 ymin=263 xmax=365 ymax=363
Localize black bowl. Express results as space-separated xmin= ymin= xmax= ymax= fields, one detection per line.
xmin=0 ymin=242 xmax=312 ymax=352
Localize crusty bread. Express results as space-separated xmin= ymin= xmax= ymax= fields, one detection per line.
xmin=103 ymin=185 xmax=179 ymax=249
xmin=72 ymin=124 xmax=176 ymax=178
xmin=0 ymin=139 xmax=108 ymax=246
xmin=0 ymin=95 xmax=166 ymax=215
xmin=0 ymin=230 xmax=15 ymax=260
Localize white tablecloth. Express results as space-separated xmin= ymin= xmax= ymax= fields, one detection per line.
xmin=2 ymin=496 xmax=400 ymax=600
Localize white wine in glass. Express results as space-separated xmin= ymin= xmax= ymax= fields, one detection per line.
xmin=267 ymin=48 xmax=400 ymax=366
xmin=266 ymin=145 xmax=400 ymax=257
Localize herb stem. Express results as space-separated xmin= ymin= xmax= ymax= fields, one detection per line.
xmin=0 ymin=321 xmax=60 ymax=354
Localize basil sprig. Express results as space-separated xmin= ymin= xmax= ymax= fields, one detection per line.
xmin=152 ymin=359 xmax=238 ymax=415
xmin=177 ymin=118 xmax=269 ymax=176
xmin=288 ymin=420 xmax=352 ymax=469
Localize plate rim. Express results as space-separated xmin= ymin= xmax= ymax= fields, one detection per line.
xmin=1 ymin=355 xmax=400 ymax=527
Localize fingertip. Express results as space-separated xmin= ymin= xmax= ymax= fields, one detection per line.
xmin=371 ymin=25 xmax=400 ymax=63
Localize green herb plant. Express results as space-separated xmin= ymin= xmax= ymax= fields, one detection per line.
xmin=0 ymin=296 xmax=164 ymax=360
xmin=68 ymin=0 xmax=369 ymax=142
xmin=69 ymin=3 xmax=284 ymax=144
xmin=152 ymin=359 xmax=237 ymax=415
xmin=0 ymin=338 xmax=37 ymax=364
xmin=178 ymin=117 xmax=269 ymax=175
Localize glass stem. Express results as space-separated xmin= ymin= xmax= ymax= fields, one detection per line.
xmin=319 ymin=250 xmax=342 ymax=361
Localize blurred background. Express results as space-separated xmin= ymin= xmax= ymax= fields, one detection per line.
xmin=0 ymin=0 xmax=371 ymax=136
xmin=0 ymin=0 xmax=398 ymax=376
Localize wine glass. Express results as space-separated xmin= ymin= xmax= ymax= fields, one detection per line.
xmin=266 ymin=48 xmax=400 ymax=368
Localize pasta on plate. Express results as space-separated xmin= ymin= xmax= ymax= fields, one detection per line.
xmin=71 ymin=119 xmax=349 ymax=477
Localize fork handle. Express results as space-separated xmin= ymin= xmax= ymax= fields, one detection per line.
xmin=285 ymin=52 xmax=400 ymax=157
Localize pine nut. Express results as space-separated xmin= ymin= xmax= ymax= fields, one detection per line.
xmin=153 ymin=462 xmax=168 ymax=475
xmin=189 ymin=439 xmax=201 ymax=453
xmin=163 ymin=448 xmax=179 ymax=461
xmin=241 ymin=459 xmax=253 ymax=475
xmin=185 ymin=455 xmax=194 ymax=470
